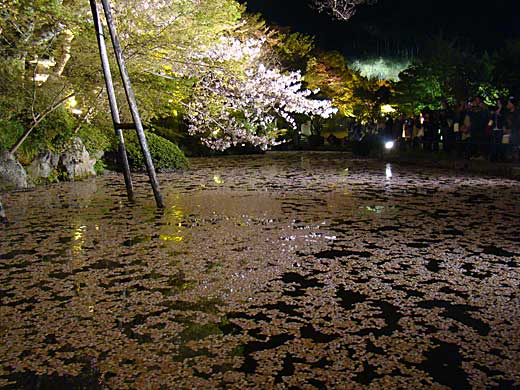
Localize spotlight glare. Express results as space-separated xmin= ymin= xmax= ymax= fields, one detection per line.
xmin=385 ymin=141 xmax=395 ymax=150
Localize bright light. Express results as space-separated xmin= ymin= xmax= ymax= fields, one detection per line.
xmin=386 ymin=163 xmax=393 ymax=179
xmin=351 ymin=57 xmax=410 ymax=81
xmin=33 ymin=74 xmax=50 ymax=83
xmin=67 ymin=96 xmax=82 ymax=115
xmin=29 ymin=58 xmax=56 ymax=68
xmin=385 ymin=141 xmax=395 ymax=150
xmin=381 ymin=104 xmax=396 ymax=114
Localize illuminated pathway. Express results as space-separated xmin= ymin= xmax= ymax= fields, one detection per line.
xmin=1 ymin=152 xmax=519 ymax=389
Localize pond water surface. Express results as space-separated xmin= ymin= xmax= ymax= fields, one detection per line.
xmin=1 ymin=152 xmax=519 ymax=389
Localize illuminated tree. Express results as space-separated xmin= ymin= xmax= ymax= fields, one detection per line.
xmin=0 ymin=0 xmax=341 ymax=156
xmin=111 ymin=1 xmax=336 ymax=150
xmin=305 ymin=51 xmax=384 ymax=122
xmin=0 ymin=0 xmax=93 ymax=157
xmin=272 ymin=30 xmax=316 ymax=71
xmin=392 ymin=36 xmax=497 ymax=114
xmin=185 ymin=37 xmax=336 ymax=150
xmin=311 ymin=0 xmax=378 ymax=20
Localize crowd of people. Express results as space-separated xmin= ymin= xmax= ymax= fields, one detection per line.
xmin=384 ymin=96 xmax=520 ymax=161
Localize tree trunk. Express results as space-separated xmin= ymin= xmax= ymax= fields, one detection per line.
xmin=55 ymin=29 xmax=74 ymax=76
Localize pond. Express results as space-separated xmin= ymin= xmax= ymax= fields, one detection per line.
xmin=1 ymin=151 xmax=519 ymax=389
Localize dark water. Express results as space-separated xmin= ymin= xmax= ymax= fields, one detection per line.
xmin=1 ymin=152 xmax=519 ymax=389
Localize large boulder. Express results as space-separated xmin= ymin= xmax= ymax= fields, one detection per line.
xmin=0 ymin=151 xmax=30 ymax=190
xmin=59 ymin=137 xmax=96 ymax=180
xmin=26 ymin=150 xmax=60 ymax=183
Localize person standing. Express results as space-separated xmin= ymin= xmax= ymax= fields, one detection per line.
xmin=468 ymin=96 xmax=490 ymax=157
xmin=452 ymin=101 xmax=466 ymax=157
xmin=459 ymin=101 xmax=473 ymax=159
xmin=439 ymin=100 xmax=454 ymax=153
xmin=505 ymin=97 xmax=520 ymax=160
xmin=490 ymin=98 xmax=506 ymax=161
xmin=422 ymin=110 xmax=435 ymax=152
xmin=412 ymin=115 xmax=424 ymax=149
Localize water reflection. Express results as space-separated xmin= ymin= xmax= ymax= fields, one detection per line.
xmin=213 ymin=174 xmax=224 ymax=185
xmin=0 ymin=152 xmax=519 ymax=389
xmin=386 ymin=163 xmax=393 ymax=179
xmin=160 ymin=199 xmax=186 ymax=243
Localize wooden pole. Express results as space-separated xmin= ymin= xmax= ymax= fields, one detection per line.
xmin=89 ymin=0 xmax=135 ymax=202
xmin=100 ymin=0 xmax=165 ymax=209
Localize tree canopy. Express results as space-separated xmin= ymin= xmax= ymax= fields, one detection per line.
xmin=311 ymin=0 xmax=378 ymax=20
xmin=0 ymin=0 xmax=339 ymax=156
xmin=1 ymin=0 xmax=518 ymax=164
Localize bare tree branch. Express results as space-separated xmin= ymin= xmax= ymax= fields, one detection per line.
xmin=73 ymin=87 xmax=105 ymax=134
xmin=10 ymin=91 xmax=75 ymax=154
xmin=310 ymin=0 xmax=378 ymax=20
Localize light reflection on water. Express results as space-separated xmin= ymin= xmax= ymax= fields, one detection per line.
xmin=386 ymin=163 xmax=393 ymax=179
xmin=1 ymin=152 xmax=519 ymax=389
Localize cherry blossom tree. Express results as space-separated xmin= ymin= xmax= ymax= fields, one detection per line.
xmin=184 ymin=37 xmax=337 ymax=150
xmin=111 ymin=1 xmax=337 ymax=150
xmin=1 ymin=0 xmax=339 ymax=155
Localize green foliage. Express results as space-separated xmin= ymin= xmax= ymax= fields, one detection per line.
xmin=77 ymin=124 xmax=111 ymax=155
xmin=93 ymin=159 xmax=107 ymax=175
xmin=305 ymin=51 xmax=386 ymax=122
xmin=115 ymin=0 xmax=244 ymax=121
xmin=0 ymin=0 xmax=248 ymax=160
xmin=0 ymin=108 xmax=77 ymax=164
xmin=350 ymin=57 xmax=410 ymax=82
xmin=273 ymin=30 xmax=315 ymax=70
xmin=2 ymin=0 xmax=516 ymax=159
xmin=393 ymin=64 xmax=445 ymax=114
xmin=391 ymin=36 xmax=502 ymax=115
xmin=30 ymin=168 xmax=63 ymax=185
xmin=117 ymin=131 xmax=188 ymax=171
xmin=477 ymin=83 xmax=509 ymax=107
xmin=0 ymin=120 xmax=25 ymax=151
xmin=35 ymin=107 xmax=76 ymax=149
xmin=152 ymin=118 xmax=186 ymax=144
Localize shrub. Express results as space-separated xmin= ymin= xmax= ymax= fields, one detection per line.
xmin=113 ymin=131 xmax=188 ymax=171
xmin=0 ymin=120 xmax=24 ymax=151
xmin=93 ymin=159 xmax=107 ymax=175
xmin=77 ymin=124 xmax=111 ymax=155
xmin=0 ymin=108 xmax=77 ymax=165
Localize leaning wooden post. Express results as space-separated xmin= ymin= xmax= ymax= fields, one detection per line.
xmin=100 ymin=0 xmax=165 ymax=209
xmin=89 ymin=0 xmax=135 ymax=202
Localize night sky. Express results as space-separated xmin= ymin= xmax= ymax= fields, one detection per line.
xmin=238 ymin=0 xmax=520 ymax=58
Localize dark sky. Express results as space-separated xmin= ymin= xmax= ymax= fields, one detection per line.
xmin=238 ymin=0 xmax=520 ymax=58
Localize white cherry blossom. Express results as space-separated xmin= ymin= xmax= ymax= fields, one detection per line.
xmin=186 ymin=37 xmax=337 ymax=150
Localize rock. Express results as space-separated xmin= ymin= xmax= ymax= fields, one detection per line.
xmin=0 ymin=151 xmax=30 ymax=190
xmin=27 ymin=150 xmax=60 ymax=182
xmin=59 ymin=137 xmax=96 ymax=180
